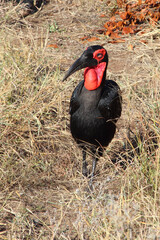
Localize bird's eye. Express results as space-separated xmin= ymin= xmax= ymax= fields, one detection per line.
xmin=93 ymin=48 xmax=106 ymax=62
xmin=97 ymin=53 xmax=103 ymax=59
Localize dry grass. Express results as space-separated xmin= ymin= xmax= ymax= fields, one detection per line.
xmin=0 ymin=0 xmax=160 ymax=239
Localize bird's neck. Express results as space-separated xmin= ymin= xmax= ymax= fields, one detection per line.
xmin=84 ymin=62 xmax=106 ymax=91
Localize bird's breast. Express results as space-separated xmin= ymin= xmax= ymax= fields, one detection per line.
xmin=70 ymin=84 xmax=116 ymax=146
xmin=70 ymin=108 xmax=115 ymax=146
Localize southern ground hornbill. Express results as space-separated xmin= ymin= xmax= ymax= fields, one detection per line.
xmin=63 ymin=45 xmax=122 ymax=188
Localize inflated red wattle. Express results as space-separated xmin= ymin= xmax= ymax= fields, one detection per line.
xmin=84 ymin=62 xmax=106 ymax=90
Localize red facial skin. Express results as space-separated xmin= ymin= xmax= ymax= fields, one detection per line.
xmin=93 ymin=49 xmax=106 ymax=63
xmin=84 ymin=49 xmax=107 ymax=91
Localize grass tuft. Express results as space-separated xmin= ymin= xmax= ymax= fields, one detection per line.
xmin=0 ymin=1 xmax=159 ymax=239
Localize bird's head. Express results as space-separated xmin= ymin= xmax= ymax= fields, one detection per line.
xmin=63 ymin=45 xmax=108 ymax=90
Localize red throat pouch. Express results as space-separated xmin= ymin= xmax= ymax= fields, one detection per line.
xmin=84 ymin=62 xmax=106 ymax=91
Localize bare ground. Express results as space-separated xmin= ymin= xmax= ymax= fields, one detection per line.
xmin=0 ymin=0 xmax=160 ymax=239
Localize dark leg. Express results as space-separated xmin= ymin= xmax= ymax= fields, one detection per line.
xmin=82 ymin=148 xmax=88 ymax=177
xmin=89 ymin=156 xmax=98 ymax=189
xmin=89 ymin=147 xmax=103 ymax=189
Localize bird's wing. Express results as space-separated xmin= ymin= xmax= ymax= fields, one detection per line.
xmin=98 ymin=80 xmax=122 ymax=121
xmin=69 ymin=81 xmax=84 ymax=115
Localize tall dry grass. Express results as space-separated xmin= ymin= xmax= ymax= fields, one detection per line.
xmin=0 ymin=1 xmax=159 ymax=239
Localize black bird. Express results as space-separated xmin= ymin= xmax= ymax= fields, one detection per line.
xmin=16 ymin=0 xmax=45 ymax=17
xmin=63 ymin=45 xmax=122 ymax=188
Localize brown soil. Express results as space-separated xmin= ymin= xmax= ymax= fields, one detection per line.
xmin=0 ymin=0 xmax=159 ymax=239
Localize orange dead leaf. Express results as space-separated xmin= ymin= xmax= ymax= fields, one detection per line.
xmin=100 ymin=14 xmax=107 ymax=18
xmin=96 ymin=29 xmax=106 ymax=34
xmin=138 ymin=30 xmax=146 ymax=35
xmin=128 ymin=44 xmax=134 ymax=51
xmin=81 ymin=36 xmax=99 ymax=43
xmin=122 ymin=26 xmax=134 ymax=34
xmin=152 ymin=12 xmax=160 ymax=22
xmin=104 ymin=22 xmax=117 ymax=31
xmin=108 ymin=39 xmax=125 ymax=43
xmin=116 ymin=20 xmax=123 ymax=29
xmin=80 ymin=36 xmax=89 ymax=41
xmin=87 ymin=37 xmax=99 ymax=42
xmin=117 ymin=0 xmax=124 ymax=8
xmin=148 ymin=0 xmax=158 ymax=6
xmin=130 ymin=2 xmax=138 ymax=8
xmin=101 ymin=0 xmax=160 ymax=42
xmin=139 ymin=40 xmax=148 ymax=44
xmin=47 ymin=44 xmax=58 ymax=48
xmin=138 ymin=13 xmax=146 ymax=22
xmin=110 ymin=16 xmax=116 ymax=22
xmin=104 ymin=22 xmax=110 ymax=29
xmin=105 ymin=29 xmax=112 ymax=36
xmin=120 ymin=11 xmax=130 ymax=20
xmin=138 ymin=0 xmax=142 ymax=5
xmin=125 ymin=4 xmax=132 ymax=13
xmin=110 ymin=31 xmax=121 ymax=39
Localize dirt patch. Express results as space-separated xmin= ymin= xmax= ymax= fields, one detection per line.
xmin=0 ymin=0 xmax=160 ymax=239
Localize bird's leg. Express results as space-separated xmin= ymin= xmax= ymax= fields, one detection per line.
xmin=82 ymin=148 xmax=88 ymax=177
xmin=89 ymin=147 xmax=103 ymax=189
xmin=89 ymin=156 xmax=98 ymax=189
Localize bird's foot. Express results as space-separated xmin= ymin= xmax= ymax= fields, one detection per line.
xmin=82 ymin=167 xmax=88 ymax=177
xmin=88 ymin=177 xmax=94 ymax=191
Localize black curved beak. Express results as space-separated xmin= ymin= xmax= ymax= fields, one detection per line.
xmin=63 ymin=52 xmax=97 ymax=81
